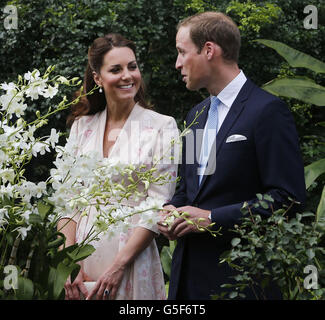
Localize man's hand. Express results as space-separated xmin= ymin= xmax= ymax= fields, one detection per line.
xmin=169 ymin=206 xmax=211 ymax=238
xmin=158 ymin=205 xmax=211 ymax=239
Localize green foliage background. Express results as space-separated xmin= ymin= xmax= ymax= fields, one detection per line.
xmin=1 ymin=0 xmax=324 ymax=123
xmin=0 ymin=0 xmax=324 ymax=237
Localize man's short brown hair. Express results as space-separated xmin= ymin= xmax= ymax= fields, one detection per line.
xmin=178 ymin=11 xmax=241 ymax=63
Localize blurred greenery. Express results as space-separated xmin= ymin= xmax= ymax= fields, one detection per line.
xmin=1 ymin=0 xmax=323 ymax=123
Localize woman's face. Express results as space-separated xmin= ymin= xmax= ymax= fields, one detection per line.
xmin=95 ymin=47 xmax=141 ymax=104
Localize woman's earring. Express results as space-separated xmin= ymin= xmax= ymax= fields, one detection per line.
xmin=99 ymin=87 xmax=103 ymax=93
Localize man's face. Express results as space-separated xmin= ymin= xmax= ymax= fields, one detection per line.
xmin=175 ymin=26 xmax=208 ymax=91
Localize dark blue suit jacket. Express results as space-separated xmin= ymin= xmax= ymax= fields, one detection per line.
xmin=167 ymin=78 xmax=306 ymax=300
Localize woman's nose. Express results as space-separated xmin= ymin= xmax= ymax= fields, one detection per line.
xmin=121 ymin=68 xmax=132 ymax=80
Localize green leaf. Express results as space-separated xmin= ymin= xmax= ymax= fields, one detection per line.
xmin=304 ymin=159 xmax=325 ymax=189
xmin=165 ymin=281 xmax=169 ymax=299
xmin=169 ymin=240 xmax=176 ymax=252
xmin=316 ymin=185 xmax=325 ymax=231
xmin=50 ymin=243 xmax=94 ymax=273
xmin=28 ymin=214 xmax=43 ymax=225
xmin=15 ymin=277 xmax=34 ymax=300
xmin=219 ymin=250 xmax=230 ymax=263
xmin=231 ymin=238 xmax=241 ymax=247
xmin=70 ymin=266 xmax=80 ymax=284
xmin=47 ymin=235 xmax=65 ymax=249
xmin=264 ymin=194 xmax=274 ymax=202
xmin=273 ymin=209 xmax=286 ymax=215
xmin=48 ymin=262 xmax=80 ymax=299
xmin=160 ymin=246 xmax=173 ymax=278
xmin=306 ymin=248 xmax=315 ymax=260
xmin=260 ymin=200 xmax=269 ymax=209
xmin=66 ymin=244 xmax=95 ymax=263
xmin=255 ymin=39 xmax=325 ymax=74
xmin=37 ymin=201 xmax=52 ymax=220
xmin=262 ymin=77 xmax=325 ymax=106
xmin=229 ymin=291 xmax=238 ymax=299
xmin=301 ymin=212 xmax=315 ymax=218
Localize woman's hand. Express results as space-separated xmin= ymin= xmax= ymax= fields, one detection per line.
xmin=64 ymin=269 xmax=92 ymax=300
xmin=86 ymin=263 xmax=125 ymax=300
xmin=86 ymin=227 xmax=154 ymax=300
xmin=157 ymin=204 xmax=178 ymax=240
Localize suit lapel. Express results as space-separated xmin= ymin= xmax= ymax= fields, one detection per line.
xmin=194 ymin=79 xmax=255 ymax=198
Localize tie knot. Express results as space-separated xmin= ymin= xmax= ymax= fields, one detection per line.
xmin=210 ymin=96 xmax=219 ymax=111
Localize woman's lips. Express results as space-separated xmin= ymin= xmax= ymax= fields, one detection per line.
xmin=118 ymin=83 xmax=134 ymax=89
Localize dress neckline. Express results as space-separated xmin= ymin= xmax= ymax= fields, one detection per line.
xmin=101 ymin=102 xmax=140 ymax=159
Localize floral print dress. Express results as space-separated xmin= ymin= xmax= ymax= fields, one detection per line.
xmin=62 ymin=103 xmax=179 ymax=299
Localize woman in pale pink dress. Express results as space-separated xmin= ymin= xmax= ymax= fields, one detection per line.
xmin=57 ymin=33 xmax=179 ymax=300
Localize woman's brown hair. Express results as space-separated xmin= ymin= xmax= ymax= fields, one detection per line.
xmin=67 ymin=33 xmax=151 ymax=127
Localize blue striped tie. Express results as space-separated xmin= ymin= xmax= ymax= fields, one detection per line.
xmin=198 ymin=96 xmax=220 ymax=185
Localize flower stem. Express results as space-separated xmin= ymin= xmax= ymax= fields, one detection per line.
xmin=8 ymin=236 xmax=21 ymax=265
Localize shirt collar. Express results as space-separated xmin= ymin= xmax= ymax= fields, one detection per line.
xmin=216 ymin=70 xmax=247 ymax=109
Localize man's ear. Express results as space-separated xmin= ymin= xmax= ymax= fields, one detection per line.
xmin=92 ymin=71 xmax=101 ymax=86
xmin=205 ymin=42 xmax=222 ymax=60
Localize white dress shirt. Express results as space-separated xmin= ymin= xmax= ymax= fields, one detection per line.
xmin=198 ymin=70 xmax=247 ymax=179
xmin=215 ymin=70 xmax=247 ymax=131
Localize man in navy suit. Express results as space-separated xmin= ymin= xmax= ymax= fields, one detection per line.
xmin=158 ymin=11 xmax=306 ymax=299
